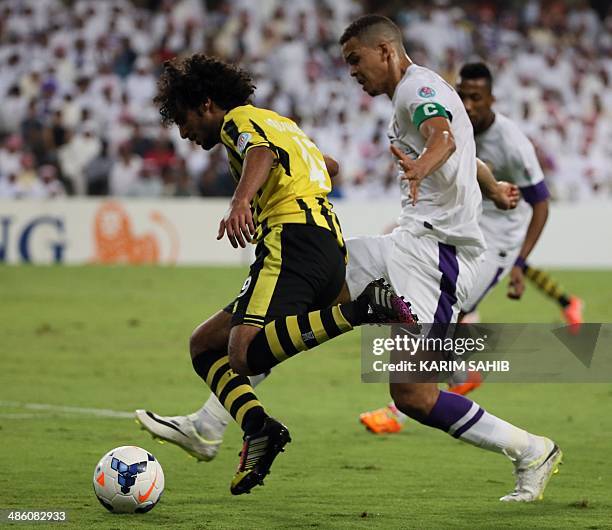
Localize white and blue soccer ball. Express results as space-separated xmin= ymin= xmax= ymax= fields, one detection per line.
xmin=93 ymin=446 xmax=164 ymax=513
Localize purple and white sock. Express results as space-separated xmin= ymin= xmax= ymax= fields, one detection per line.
xmin=420 ymin=390 xmax=544 ymax=461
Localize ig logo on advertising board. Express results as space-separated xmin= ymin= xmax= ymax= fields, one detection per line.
xmin=0 ymin=216 xmax=66 ymax=263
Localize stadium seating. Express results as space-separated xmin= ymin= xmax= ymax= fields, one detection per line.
xmin=0 ymin=0 xmax=610 ymax=200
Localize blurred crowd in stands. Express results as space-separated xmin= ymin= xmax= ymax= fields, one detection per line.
xmin=0 ymin=0 xmax=610 ymax=200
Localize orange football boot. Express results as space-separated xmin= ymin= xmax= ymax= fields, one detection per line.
xmin=563 ymin=296 xmax=583 ymax=334
xmin=359 ymin=406 xmax=403 ymax=434
xmin=447 ymin=370 xmax=483 ymax=395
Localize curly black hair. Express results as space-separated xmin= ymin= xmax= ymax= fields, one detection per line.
xmin=154 ymin=54 xmax=255 ymax=126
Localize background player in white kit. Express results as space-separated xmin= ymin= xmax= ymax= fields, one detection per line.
xmin=136 ymin=15 xmax=562 ymax=502
xmin=458 ymin=62 xmax=582 ymax=325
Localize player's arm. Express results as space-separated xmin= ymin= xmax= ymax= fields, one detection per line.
xmin=323 ymin=154 xmax=339 ymax=178
xmin=508 ymin=136 xmax=551 ymax=299
xmin=508 ymin=194 xmax=549 ymax=299
xmin=520 ymin=200 xmax=549 ymax=261
xmin=390 ymin=116 xmax=455 ymax=205
xmin=508 ymin=197 xmax=548 ymax=300
xmin=476 ymin=158 xmax=519 ymax=210
xmin=417 ymin=116 xmax=456 ymax=172
xmin=218 ymin=146 xmax=275 ymax=248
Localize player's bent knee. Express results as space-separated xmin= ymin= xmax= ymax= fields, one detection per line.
xmin=227 ymin=324 xmax=261 ymax=375
xmin=227 ymin=335 xmax=250 ymax=375
xmin=189 ymin=324 xmax=218 ymax=359
xmin=189 ymin=310 xmax=232 ymax=359
xmin=228 ymin=349 xmax=250 ymax=375
xmin=189 ymin=330 xmax=206 ymax=360
xmin=332 ymin=281 xmax=352 ymax=304
xmin=390 ymin=383 xmax=439 ymax=422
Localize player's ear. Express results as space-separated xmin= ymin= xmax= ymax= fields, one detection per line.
xmin=200 ymin=98 xmax=213 ymax=114
xmin=378 ymin=41 xmax=392 ymax=62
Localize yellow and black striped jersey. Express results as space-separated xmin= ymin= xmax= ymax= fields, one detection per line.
xmin=220 ymin=104 xmax=345 ymax=255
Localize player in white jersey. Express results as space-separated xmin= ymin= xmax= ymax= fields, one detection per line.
xmin=360 ymin=62 xmax=554 ymax=408
xmin=338 ymin=17 xmax=560 ymax=502
xmin=360 ymin=61 xmax=581 ymax=409
xmin=360 ymin=59 xmax=552 ymax=422
xmin=458 ymin=62 xmax=547 ymax=314
xmin=457 ymin=62 xmax=583 ymax=325
xmin=343 ymin=62 xmax=486 ymax=328
xmin=136 ymin=16 xmax=562 ymax=502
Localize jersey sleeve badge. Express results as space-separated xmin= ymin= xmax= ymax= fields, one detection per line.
xmin=237 ymin=132 xmax=252 ymax=154
xmin=417 ymin=86 xmax=436 ymax=98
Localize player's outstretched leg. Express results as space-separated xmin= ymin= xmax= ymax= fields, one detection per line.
xmin=185 ymin=315 xmax=288 ymax=495
xmin=359 ymin=374 xmax=481 ymax=435
xmin=523 ymin=263 xmax=583 ymax=329
xmin=135 ymin=372 xmax=269 ymax=461
xmin=230 ymin=278 xmax=417 ymax=376
xmin=224 ymin=278 xmax=415 ymax=494
xmin=135 ymin=309 xmax=286 ymax=494
xmin=191 ymin=350 xmax=288 ymax=496
xmin=391 ymin=384 xmax=562 ymax=501
xmin=136 ymin=310 xmax=232 ymax=459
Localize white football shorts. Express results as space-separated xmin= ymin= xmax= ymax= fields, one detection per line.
xmin=461 ymin=245 xmax=521 ymax=313
xmin=345 ymin=228 xmax=482 ymax=324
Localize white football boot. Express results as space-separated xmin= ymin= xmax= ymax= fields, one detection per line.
xmin=500 ymin=438 xmax=563 ymax=502
xmin=135 ymin=409 xmax=225 ymax=462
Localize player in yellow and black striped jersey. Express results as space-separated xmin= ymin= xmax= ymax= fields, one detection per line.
xmin=218 ymin=104 xmax=348 ymax=328
xmin=152 ymin=54 xmax=414 ymax=496
xmin=220 ymin=104 xmax=346 ymax=251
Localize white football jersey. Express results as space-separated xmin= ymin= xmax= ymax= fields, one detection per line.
xmin=388 ymin=64 xmax=485 ymax=251
xmin=476 ymin=113 xmax=549 ymax=251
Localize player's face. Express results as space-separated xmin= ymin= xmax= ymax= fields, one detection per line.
xmin=342 ymin=37 xmax=389 ymax=97
xmin=456 ymin=78 xmax=493 ymax=133
xmin=177 ymin=105 xmax=220 ymax=150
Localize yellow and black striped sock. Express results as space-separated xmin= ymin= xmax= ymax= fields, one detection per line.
xmin=246 ymin=304 xmax=355 ymax=374
xmin=192 ymin=350 xmax=267 ymax=435
xmin=524 ymin=265 xmax=571 ymax=308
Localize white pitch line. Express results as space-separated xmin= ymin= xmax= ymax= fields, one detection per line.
xmin=0 ymin=401 xmax=134 ymax=418
xmin=0 ymin=413 xmax=50 ymax=419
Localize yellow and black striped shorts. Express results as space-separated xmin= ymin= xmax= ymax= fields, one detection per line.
xmin=224 ymin=224 xmax=346 ymax=328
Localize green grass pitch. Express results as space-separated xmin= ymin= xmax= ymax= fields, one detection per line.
xmin=1 ymin=266 xmax=611 ymax=528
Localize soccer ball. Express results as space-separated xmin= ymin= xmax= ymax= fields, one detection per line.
xmin=93 ymin=446 xmax=164 ymax=513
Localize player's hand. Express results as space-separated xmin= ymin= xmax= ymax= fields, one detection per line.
xmin=217 ymin=199 xmax=256 ymax=248
xmin=492 ymin=181 xmax=520 ymax=210
xmin=507 ymin=265 xmax=525 ymax=300
xmin=390 ymin=145 xmax=426 ymax=205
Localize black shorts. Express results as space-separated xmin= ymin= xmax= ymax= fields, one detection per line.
xmin=224 ymin=224 xmax=346 ymax=328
